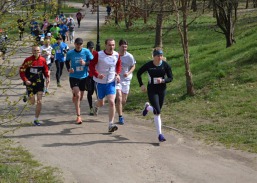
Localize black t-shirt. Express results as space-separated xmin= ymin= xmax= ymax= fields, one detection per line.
xmin=137 ymin=60 xmax=173 ymax=90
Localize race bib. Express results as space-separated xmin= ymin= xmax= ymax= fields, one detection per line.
xmin=56 ymin=50 xmax=61 ymax=53
xmin=153 ymin=77 xmax=162 ymax=84
xmin=30 ymin=68 xmax=38 ymax=74
xmin=76 ymin=66 xmax=84 ymax=71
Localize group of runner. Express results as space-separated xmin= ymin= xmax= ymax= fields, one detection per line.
xmin=19 ymin=36 xmax=173 ymax=142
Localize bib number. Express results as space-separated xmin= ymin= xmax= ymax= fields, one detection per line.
xmin=76 ymin=66 xmax=83 ymax=71
xmin=30 ymin=68 xmax=38 ymax=74
xmin=153 ymin=77 xmax=162 ymax=84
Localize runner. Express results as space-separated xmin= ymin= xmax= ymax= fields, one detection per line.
xmin=40 ymin=39 xmax=54 ymax=95
xmin=19 ymin=45 xmax=49 ymax=126
xmin=86 ymin=41 xmax=97 ymax=115
xmin=76 ymin=9 xmax=83 ymax=28
xmin=52 ymin=37 xmax=69 ymax=87
xmin=89 ymin=38 xmax=121 ymax=133
xmin=116 ymin=39 xmax=136 ymax=125
xmin=65 ymin=38 xmax=93 ymax=124
xmin=67 ymin=18 xmax=75 ymax=43
xmin=137 ymin=47 xmax=173 ymax=142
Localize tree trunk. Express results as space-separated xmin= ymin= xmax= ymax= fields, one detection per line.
xmin=213 ymin=0 xmax=237 ymax=48
xmin=191 ymin=0 xmax=197 ymax=11
xmin=115 ymin=0 xmax=118 ymax=25
xmin=172 ymin=0 xmax=195 ymax=96
xmin=154 ymin=13 xmax=163 ymax=48
xmin=182 ymin=3 xmax=195 ymax=96
xmin=225 ymin=20 xmax=235 ymax=47
xmin=57 ymin=0 xmax=61 ymax=15
xmin=123 ymin=0 xmax=129 ymax=29
xmin=202 ymin=0 xmax=206 ymax=14
xmin=253 ymin=0 xmax=257 ymax=8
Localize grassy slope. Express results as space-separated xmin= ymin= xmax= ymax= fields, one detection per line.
xmin=99 ymin=9 xmax=257 ymax=153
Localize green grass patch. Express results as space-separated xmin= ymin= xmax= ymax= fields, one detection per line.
xmin=0 ymin=138 xmax=62 ymax=182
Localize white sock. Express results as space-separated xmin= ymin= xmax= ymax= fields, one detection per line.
xmin=109 ymin=121 xmax=113 ymax=126
xmin=34 ymin=118 xmax=38 ymax=121
xmin=154 ymin=115 xmax=162 ymax=135
xmin=147 ymin=105 xmax=154 ymax=113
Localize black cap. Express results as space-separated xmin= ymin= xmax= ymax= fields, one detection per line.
xmin=75 ymin=38 xmax=83 ymax=44
xmin=86 ymin=41 xmax=94 ymax=48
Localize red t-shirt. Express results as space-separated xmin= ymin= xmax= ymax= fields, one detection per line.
xmin=20 ymin=55 xmax=49 ymax=82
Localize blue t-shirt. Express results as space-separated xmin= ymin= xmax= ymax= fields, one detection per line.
xmin=66 ymin=48 xmax=94 ymax=79
xmin=59 ymin=24 xmax=69 ymax=36
xmin=52 ymin=42 xmax=69 ymax=62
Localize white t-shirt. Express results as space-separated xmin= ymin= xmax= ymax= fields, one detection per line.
xmin=93 ymin=50 xmax=120 ymax=84
xmin=40 ymin=45 xmax=53 ymax=65
xmin=120 ymin=51 xmax=136 ymax=82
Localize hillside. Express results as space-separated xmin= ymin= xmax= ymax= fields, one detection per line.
xmin=99 ymin=8 xmax=257 ymax=153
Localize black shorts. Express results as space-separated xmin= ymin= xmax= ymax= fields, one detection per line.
xmin=69 ymin=77 xmax=87 ymax=91
xmin=47 ymin=63 xmax=52 ymax=70
xmin=26 ymin=80 xmax=44 ymax=96
xmin=85 ymin=76 xmax=94 ymax=91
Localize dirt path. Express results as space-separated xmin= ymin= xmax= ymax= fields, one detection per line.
xmin=2 ymin=2 xmax=257 ymax=183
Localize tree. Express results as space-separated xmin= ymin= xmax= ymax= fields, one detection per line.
xmin=172 ymin=0 xmax=195 ymax=96
xmin=213 ymin=0 xmax=238 ymax=48
xmin=0 ymin=0 xmax=57 ymax=134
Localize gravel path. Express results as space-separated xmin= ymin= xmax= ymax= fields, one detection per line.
xmin=2 ymin=2 xmax=257 ymax=183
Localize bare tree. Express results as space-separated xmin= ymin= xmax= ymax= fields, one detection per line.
xmin=172 ymin=0 xmax=195 ymax=96
xmin=213 ymin=0 xmax=238 ymax=48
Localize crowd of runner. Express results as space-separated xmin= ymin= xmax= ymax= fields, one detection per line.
xmin=18 ymin=10 xmax=173 ymax=143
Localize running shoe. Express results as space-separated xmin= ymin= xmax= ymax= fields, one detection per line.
xmin=89 ymin=108 xmax=94 ymax=116
xmin=57 ymin=82 xmax=62 ymax=87
xmin=119 ymin=116 xmax=124 ymax=125
xmin=142 ymin=102 xmax=150 ymax=116
xmin=33 ymin=120 xmax=41 ymax=126
xmin=45 ymin=90 xmax=49 ymax=95
xmin=158 ymin=134 xmax=166 ymax=142
xmin=23 ymin=96 xmax=27 ymax=102
xmin=93 ymin=105 xmax=98 ymax=116
xmin=76 ymin=116 xmax=82 ymax=124
xmin=108 ymin=124 xmax=118 ymax=133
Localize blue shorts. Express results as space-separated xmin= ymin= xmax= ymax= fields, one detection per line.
xmin=95 ymin=81 xmax=116 ymax=100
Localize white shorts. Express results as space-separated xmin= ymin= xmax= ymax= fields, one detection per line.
xmin=116 ymin=81 xmax=130 ymax=94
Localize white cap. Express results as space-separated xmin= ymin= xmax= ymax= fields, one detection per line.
xmin=46 ymin=33 xmax=51 ymax=37
xmin=53 ymin=22 xmax=57 ymax=26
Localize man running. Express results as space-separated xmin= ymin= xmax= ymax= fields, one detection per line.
xmin=19 ymin=45 xmax=49 ymax=126
xmin=52 ymin=36 xmax=69 ymax=87
xmin=86 ymin=41 xmax=97 ymax=115
xmin=116 ymin=39 xmax=136 ymax=125
xmin=89 ymin=38 xmax=121 ymax=133
xmin=40 ymin=39 xmax=54 ymax=95
xmin=65 ymin=38 xmax=93 ymax=124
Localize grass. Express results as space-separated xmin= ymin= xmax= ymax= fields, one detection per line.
xmin=98 ymin=9 xmax=257 ymax=153
xmin=0 ymin=138 xmax=62 ymax=182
